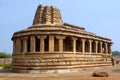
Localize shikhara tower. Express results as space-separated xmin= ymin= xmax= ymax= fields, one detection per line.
xmin=12 ymin=4 xmax=113 ymax=73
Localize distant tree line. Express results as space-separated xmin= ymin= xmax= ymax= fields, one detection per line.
xmin=0 ymin=52 xmax=12 ymax=58
xmin=0 ymin=51 xmax=119 ymax=58
xmin=112 ymin=51 xmax=120 ymax=56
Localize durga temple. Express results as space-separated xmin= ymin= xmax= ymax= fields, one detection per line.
xmin=12 ymin=4 xmax=113 ymax=73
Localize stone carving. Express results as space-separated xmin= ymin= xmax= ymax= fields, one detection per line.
xmin=33 ymin=5 xmax=63 ymax=25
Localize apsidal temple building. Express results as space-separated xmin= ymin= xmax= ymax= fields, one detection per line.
xmin=12 ymin=5 xmax=113 ymax=73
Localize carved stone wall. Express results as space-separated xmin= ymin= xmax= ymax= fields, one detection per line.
xmin=0 ymin=58 xmax=12 ymax=64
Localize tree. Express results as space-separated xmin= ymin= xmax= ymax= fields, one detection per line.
xmin=112 ymin=51 xmax=120 ymax=56
xmin=0 ymin=52 xmax=12 ymax=58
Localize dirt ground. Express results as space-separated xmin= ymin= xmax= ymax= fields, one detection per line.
xmin=0 ymin=66 xmax=120 ymax=80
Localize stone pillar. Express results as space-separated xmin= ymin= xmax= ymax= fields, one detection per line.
xmin=100 ymin=42 xmax=103 ymax=54
xmin=37 ymin=35 xmax=47 ymax=53
xmin=22 ymin=37 xmax=28 ymax=53
xmin=88 ymin=40 xmax=93 ymax=55
xmin=95 ymin=41 xmax=98 ymax=53
xmin=105 ymin=43 xmax=108 ymax=55
xmin=49 ymin=35 xmax=54 ymax=52
xmin=16 ymin=37 xmax=21 ymax=54
xmin=30 ymin=36 xmax=35 ymax=52
xmin=81 ymin=39 xmax=86 ymax=55
xmin=56 ymin=36 xmax=66 ymax=52
xmin=72 ymin=37 xmax=77 ymax=52
xmin=13 ymin=39 xmax=16 ymax=54
xmin=109 ymin=44 xmax=112 ymax=55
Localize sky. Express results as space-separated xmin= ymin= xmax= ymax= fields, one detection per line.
xmin=0 ymin=0 xmax=120 ymax=53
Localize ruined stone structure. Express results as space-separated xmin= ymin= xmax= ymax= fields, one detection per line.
xmin=0 ymin=58 xmax=12 ymax=64
xmin=12 ymin=5 xmax=113 ymax=73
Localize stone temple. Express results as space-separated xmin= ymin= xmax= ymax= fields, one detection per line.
xmin=12 ymin=5 xmax=113 ymax=73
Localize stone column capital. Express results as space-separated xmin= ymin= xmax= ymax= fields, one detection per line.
xmin=95 ymin=41 xmax=98 ymax=43
xmin=72 ymin=37 xmax=77 ymax=40
xmin=105 ymin=42 xmax=108 ymax=45
xmin=81 ymin=38 xmax=86 ymax=41
xmin=21 ymin=36 xmax=28 ymax=40
xmin=100 ymin=41 xmax=103 ymax=44
xmin=37 ymin=35 xmax=47 ymax=39
xmin=56 ymin=36 xmax=66 ymax=39
xmin=88 ymin=39 xmax=93 ymax=42
xmin=16 ymin=37 xmax=21 ymax=40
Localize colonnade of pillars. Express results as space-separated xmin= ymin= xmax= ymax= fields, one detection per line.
xmin=13 ymin=35 xmax=112 ymax=55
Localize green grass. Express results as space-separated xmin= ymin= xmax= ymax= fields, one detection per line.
xmin=0 ymin=64 xmax=12 ymax=69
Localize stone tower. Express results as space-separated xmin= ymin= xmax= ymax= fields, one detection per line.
xmin=33 ymin=5 xmax=63 ymax=25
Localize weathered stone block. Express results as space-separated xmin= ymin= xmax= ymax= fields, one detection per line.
xmin=92 ymin=71 xmax=109 ymax=77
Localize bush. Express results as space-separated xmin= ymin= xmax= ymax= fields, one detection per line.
xmin=0 ymin=52 xmax=12 ymax=58
xmin=0 ymin=64 xmax=12 ymax=69
xmin=112 ymin=51 xmax=120 ymax=56
xmin=92 ymin=71 xmax=109 ymax=77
